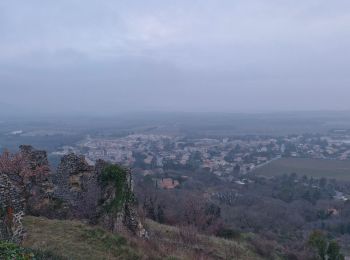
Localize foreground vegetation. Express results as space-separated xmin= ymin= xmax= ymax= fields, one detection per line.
xmin=22 ymin=216 xmax=140 ymax=260
xmin=0 ymin=240 xmax=64 ymax=260
xmin=135 ymin=164 xmax=350 ymax=259
xmin=2 ymin=216 xmax=345 ymax=259
xmin=20 ymin=216 xmax=261 ymax=260
xmin=143 ymin=219 xmax=262 ymax=260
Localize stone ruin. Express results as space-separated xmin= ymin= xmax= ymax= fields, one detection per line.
xmin=0 ymin=174 xmax=25 ymax=243
xmin=0 ymin=145 xmax=146 ymax=243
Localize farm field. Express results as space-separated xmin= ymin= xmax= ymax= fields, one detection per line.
xmin=252 ymin=158 xmax=350 ymax=181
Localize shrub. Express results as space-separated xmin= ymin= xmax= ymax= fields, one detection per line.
xmin=0 ymin=240 xmax=65 ymax=260
xmin=216 ymin=228 xmax=241 ymax=240
xmin=250 ymin=237 xmax=278 ymax=258
xmin=308 ymin=230 xmax=345 ymax=260
xmin=0 ymin=240 xmax=34 ymax=260
xmin=100 ymin=165 xmax=134 ymax=213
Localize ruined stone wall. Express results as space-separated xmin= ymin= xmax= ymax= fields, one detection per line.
xmin=19 ymin=145 xmax=48 ymax=169
xmin=52 ymin=154 xmax=146 ymax=235
xmin=0 ymin=146 xmax=146 ymax=240
xmin=53 ymin=154 xmax=95 ymax=202
xmin=95 ymin=163 xmax=147 ymax=236
xmin=52 ymin=154 xmax=101 ymax=219
xmin=0 ymin=174 xmax=25 ymax=243
xmin=19 ymin=145 xmax=54 ymax=216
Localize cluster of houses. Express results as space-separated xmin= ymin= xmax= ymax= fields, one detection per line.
xmin=52 ymin=132 xmax=350 ymax=180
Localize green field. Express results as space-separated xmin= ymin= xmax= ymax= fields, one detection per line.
xmin=252 ymin=158 xmax=350 ymax=181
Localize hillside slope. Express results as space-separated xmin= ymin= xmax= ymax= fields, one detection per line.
xmin=22 ymin=216 xmax=140 ymax=260
xmin=22 ymin=216 xmax=262 ymax=260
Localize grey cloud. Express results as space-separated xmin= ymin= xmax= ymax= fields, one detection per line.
xmin=0 ymin=0 xmax=350 ymax=115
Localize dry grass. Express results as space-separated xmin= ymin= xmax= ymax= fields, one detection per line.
xmin=142 ymin=219 xmax=263 ymax=260
xmin=22 ymin=216 xmax=140 ymax=260
xmin=22 ymin=216 xmax=262 ymax=260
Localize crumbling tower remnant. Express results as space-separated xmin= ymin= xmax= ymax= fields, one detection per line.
xmin=0 ymin=174 xmax=25 ymax=243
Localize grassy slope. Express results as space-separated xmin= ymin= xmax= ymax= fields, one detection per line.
xmin=22 ymin=216 xmax=262 ymax=260
xmin=252 ymin=158 xmax=350 ymax=181
xmin=144 ymin=219 xmax=262 ymax=260
xmin=22 ymin=216 xmax=140 ymax=260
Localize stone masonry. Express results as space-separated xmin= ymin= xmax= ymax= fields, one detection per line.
xmin=0 ymin=174 xmax=25 ymax=243
xmin=0 ymin=146 xmax=146 ymax=242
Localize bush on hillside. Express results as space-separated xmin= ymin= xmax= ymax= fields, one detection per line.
xmin=0 ymin=240 xmax=63 ymax=260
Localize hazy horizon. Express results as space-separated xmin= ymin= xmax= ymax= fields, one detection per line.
xmin=1 ymin=1 xmax=350 ymax=116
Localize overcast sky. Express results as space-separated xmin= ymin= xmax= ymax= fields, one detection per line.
xmin=1 ymin=0 xmax=350 ymax=115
